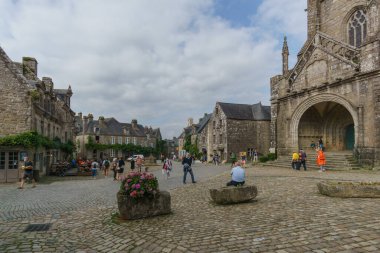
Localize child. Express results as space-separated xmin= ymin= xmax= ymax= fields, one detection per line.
xmin=91 ymin=162 xmax=97 ymax=179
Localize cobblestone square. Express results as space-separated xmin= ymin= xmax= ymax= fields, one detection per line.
xmin=1 ymin=164 xmax=380 ymax=252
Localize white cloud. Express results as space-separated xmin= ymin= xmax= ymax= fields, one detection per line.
xmin=0 ymin=0 xmax=307 ymax=138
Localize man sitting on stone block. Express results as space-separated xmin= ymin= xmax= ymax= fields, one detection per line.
xmin=227 ymin=161 xmax=245 ymax=186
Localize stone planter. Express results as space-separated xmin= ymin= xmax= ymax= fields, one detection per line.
xmin=117 ymin=191 xmax=171 ymax=220
xmin=317 ymin=181 xmax=380 ymax=198
xmin=209 ymin=185 xmax=258 ymax=205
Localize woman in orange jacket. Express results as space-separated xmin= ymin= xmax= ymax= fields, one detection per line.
xmin=316 ymin=149 xmax=326 ymax=172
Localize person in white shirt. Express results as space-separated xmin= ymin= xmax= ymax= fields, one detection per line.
xmin=227 ymin=161 xmax=245 ymax=186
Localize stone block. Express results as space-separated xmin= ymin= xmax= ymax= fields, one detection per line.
xmin=209 ymin=185 xmax=257 ymax=205
xmin=317 ymin=181 xmax=380 ymax=198
xmin=117 ymin=191 xmax=171 ymax=220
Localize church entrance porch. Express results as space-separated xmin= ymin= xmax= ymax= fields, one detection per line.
xmin=298 ymin=102 xmax=355 ymax=152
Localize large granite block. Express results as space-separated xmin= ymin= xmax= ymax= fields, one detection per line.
xmin=317 ymin=181 xmax=380 ymax=198
xmin=210 ymin=185 xmax=257 ymax=204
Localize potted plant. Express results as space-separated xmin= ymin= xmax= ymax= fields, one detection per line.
xmin=117 ymin=172 xmax=171 ymax=220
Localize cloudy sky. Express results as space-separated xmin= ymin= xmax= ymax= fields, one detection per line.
xmin=0 ymin=0 xmax=307 ymax=139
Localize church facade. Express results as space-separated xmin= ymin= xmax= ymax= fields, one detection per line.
xmin=270 ymin=0 xmax=380 ymax=167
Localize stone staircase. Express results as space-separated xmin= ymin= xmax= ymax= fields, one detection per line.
xmin=263 ymin=151 xmax=361 ymax=171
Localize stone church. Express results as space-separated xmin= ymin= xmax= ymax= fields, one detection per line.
xmin=270 ymin=0 xmax=380 ymax=168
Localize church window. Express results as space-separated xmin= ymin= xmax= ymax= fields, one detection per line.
xmin=348 ymin=9 xmax=367 ymax=47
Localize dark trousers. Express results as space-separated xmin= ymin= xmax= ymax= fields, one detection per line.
xmin=226 ymin=180 xmax=245 ymax=186
xmin=300 ymin=160 xmax=307 ymax=170
xmin=112 ymin=168 xmax=117 ymax=180
xmin=183 ymin=168 xmax=195 ymax=183
xmin=292 ymin=161 xmax=301 ymax=170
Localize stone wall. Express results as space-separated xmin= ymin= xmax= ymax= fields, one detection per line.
xmin=227 ymin=119 xmax=270 ymax=157
xmin=0 ymin=52 xmax=32 ymax=135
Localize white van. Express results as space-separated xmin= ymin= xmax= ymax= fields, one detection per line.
xmin=127 ymin=154 xmax=144 ymax=161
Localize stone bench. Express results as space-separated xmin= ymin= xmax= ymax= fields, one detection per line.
xmin=209 ymin=185 xmax=257 ymax=204
xmin=317 ymin=181 xmax=380 ymax=198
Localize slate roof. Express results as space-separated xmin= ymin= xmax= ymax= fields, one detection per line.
xmin=77 ymin=116 xmax=160 ymax=138
xmin=196 ymin=113 xmax=212 ymax=134
xmin=218 ymin=102 xmax=271 ymax=121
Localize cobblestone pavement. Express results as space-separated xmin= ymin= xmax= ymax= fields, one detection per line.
xmin=1 ymin=165 xmax=380 ymax=252
xmin=0 ymin=162 xmax=230 ymax=221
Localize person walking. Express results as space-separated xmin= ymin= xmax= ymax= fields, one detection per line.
xmin=292 ymin=151 xmax=300 ymax=170
xmin=130 ymin=157 xmax=135 ymax=171
xmin=162 ymin=158 xmax=172 ymax=179
xmin=213 ymin=154 xmax=219 ymax=166
xmin=253 ymin=149 xmax=258 ymax=163
xmin=317 ymin=148 xmax=326 ymax=172
xmin=299 ymin=149 xmax=307 ymax=171
xmin=18 ymin=157 xmax=36 ymax=189
xmin=117 ymin=157 xmax=125 ymax=180
xmin=112 ymin=157 xmax=118 ymax=181
xmin=136 ymin=156 xmax=144 ymax=172
xmin=182 ymin=153 xmax=196 ymax=184
xmin=102 ymin=158 xmax=110 ymax=176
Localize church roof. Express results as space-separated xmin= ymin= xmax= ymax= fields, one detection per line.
xmin=218 ymin=102 xmax=270 ymax=121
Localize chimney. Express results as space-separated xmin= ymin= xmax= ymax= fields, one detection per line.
xmin=131 ymin=119 xmax=138 ymax=128
xmin=187 ymin=118 xmax=193 ymax=127
xmin=88 ymin=113 xmax=94 ymax=122
xmin=83 ymin=116 xmax=89 ymax=133
xmin=98 ymin=116 xmax=105 ymax=128
xmin=78 ymin=112 xmax=82 ymax=118
xmin=22 ymin=57 xmax=38 ymax=76
xmin=122 ymin=126 xmax=127 ymax=135
xmin=42 ymin=77 xmax=54 ymax=91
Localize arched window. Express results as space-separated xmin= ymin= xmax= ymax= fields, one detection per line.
xmin=348 ymin=9 xmax=367 ymax=47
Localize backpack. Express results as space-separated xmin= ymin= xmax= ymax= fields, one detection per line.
xmin=104 ymin=160 xmax=110 ymax=166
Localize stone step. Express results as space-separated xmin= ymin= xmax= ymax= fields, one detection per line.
xmin=264 ymin=152 xmax=361 ymax=170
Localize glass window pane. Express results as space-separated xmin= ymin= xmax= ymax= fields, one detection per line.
xmin=8 ymin=152 xmax=19 ymax=170
xmin=0 ymin=152 xmax=5 ymax=170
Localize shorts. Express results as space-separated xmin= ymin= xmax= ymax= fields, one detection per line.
xmin=118 ymin=168 xmax=124 ymax=173
xmin=23 ymin=172 xmax=33 ymax=180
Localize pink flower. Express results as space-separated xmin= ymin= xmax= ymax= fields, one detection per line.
xmin=135 ymin=183 xmax=141 ymax=189
xmin=130 ymin=190 xmax=138 ymax=197
xmin=127 ymin=179 xmax=132 ymax=183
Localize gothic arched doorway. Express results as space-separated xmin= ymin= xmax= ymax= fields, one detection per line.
xmin=298 ymin=102 xmax=355 ymax=151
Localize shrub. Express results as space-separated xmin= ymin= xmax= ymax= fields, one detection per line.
xmin=120 ymin=172 xmax=159 ymax=198
xmin=267 ymin=153 xmax=277 ymax=161
xmin=259 ymin=156 xmax=269 ymax=163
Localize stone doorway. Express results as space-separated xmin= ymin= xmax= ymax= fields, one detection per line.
xmin=298 ymin=102 xmax=355 ymax=152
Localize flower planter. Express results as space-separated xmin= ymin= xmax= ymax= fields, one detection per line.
xmin=317 ymin=181 xmax=380 ymax=198
xmin=209 ymin=185 xmax=258 ymax=205
xmin=117 ymin=190 xmax=171 ymax=220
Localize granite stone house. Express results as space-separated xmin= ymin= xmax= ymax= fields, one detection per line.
xmin=75 ymin=114 xmax=161 ymax=160
xmin=207 ymin=102 xmax=271 ymax=162
xmin=270 ymin=0 xmax=380 ymax=167
xmin=0 ymin=47 xmax=75 ymax=182
xmin=177 ymin=114 xmax=212 ymax=159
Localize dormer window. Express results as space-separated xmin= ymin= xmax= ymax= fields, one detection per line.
xmin=348 ymin=9 xmax=367 ymax=47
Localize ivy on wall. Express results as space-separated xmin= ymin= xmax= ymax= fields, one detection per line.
xmin=0 ymin=131 xmax=75 ymax=154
